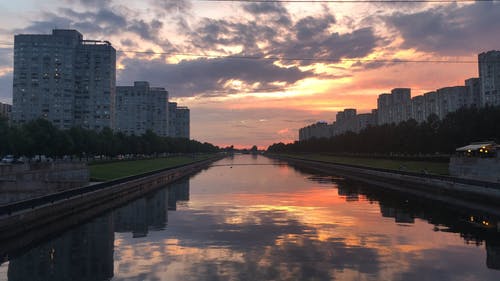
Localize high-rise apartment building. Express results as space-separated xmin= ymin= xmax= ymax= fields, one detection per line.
xmin=465 ymin=78 xmax=481 ymax=107
xmin=479 ymin=50 xmax=500 ymax=106
xmin=411 ymin=95 xmax=425 ymax=123
xmin=376 ymin=88 xmax=411 ymax=125
xmin=436 ymin=86 xmax=467 ymax=119
xmin=390 ymin=88 xmax=412 ymax=123
xmin=12 ymin=29 xmax=116 ymax=130
xmin=377 ymin=93 xmax=391 ymax=125
xmin=115 ymin=81 xmax=169 ymax=136
xmin=168 ymin=102 xmax=190 ymax=139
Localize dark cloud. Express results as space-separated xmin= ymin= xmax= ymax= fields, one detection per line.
xmin=118 ymin=57 xmax=313 ymax=97
xmin=385 ymin=2 xmax=500 ymax=54
xmin=14 ymin=8 xmax=175 ymax=51
xmin=243 ymin=2 xmax=292 ymax=26
xmin=120 ymin=38 xmax=137 ymax=47
xmin=188 ymin=18 xmax=278 ymax=55
xmin=294 ymin=15 xmax=336 ymax=41
xmin=189 ymin=14 xmax=379 ymax=66
xmin=243 ymin=2 xmax=288 ymax=16
xmin=276 ymin=27 xmax=379 ymax=65
xmin=151 ymin=0 xmax=192 ymax=13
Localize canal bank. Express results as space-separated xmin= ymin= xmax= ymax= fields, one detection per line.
xmin=270 ymin=154 xmax=500 ymax=215
xmin=0 ymin=155 xmax=223 ymax=257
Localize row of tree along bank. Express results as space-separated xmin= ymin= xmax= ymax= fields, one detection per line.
xmin=268 ymin=106 xmax=500 ymax=156
xmin=0 ymin=118 xmax=219 ymax=158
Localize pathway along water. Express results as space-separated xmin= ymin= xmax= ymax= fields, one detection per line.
xmin=1 ymin=154 xmax=500 ymax=280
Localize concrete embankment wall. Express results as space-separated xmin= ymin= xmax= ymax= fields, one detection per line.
xmin=0 ymin=157 xmax=221 ymax=256
xmin=0 ymin=162 xmax=89 ymax=204
xmin=273 ymin=155 xmax=500 ymax=215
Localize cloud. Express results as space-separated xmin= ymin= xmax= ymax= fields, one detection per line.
xmin=188 ymin=13 xmax=379 ymax=66
xmin=385 ymin=2 xmax=500 ymax=54
xmin=14 ymin=7 xmax=173 ymax=50
xmin=294 ymin=14 xmax=336 ymax=41
xmin=118 ymin=57 xmax=313 ymax=97
xmin=151 ymin=0 xmax=192 ymax=14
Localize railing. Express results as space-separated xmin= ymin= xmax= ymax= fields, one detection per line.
xmin=276 ymin=155 xmax=500 ymax=190
xmin=0 ymin=157 xmax=215 ymax=217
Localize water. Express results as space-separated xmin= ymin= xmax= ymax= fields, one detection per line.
xmin=1 ymin=155 xmax=500 ymax=280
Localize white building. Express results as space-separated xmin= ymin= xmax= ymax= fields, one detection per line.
xmin=115 ymin=81 xmax=169 ymax=136
xmin=479 ymin=50 xmax=500 ymax=106
xmin=168 ymin=102 xmax=190 ymax=139
xmin=12 ymin=29 xmax=116 ymax=130
xmin=436 ymin=86 xmax=467 ymax=119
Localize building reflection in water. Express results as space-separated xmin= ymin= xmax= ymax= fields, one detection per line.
xmin=5 ymin=178 xmax=191 ymax=281
xmin=7 ymin=214 xmax=114 ymax=281
xmin=168 ymin=179 xmax=190 ymax=211
xmin=114 ymin=189 xmax=168 ymax=238
xmin=300 ymin=166 xmax=500 ymax=271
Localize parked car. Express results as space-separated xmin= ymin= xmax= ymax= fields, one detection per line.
xmin=1 ymin=155 xmax=15 ymax=163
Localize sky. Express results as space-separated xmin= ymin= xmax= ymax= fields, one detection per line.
xmin=0 ymin=0 xmax=499 ymax=149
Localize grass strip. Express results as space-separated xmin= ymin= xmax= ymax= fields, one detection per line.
xmin=280 ymin=154 xmax=449 ymax=175
xmin=89 ymin=155 xmax=213 ymax=181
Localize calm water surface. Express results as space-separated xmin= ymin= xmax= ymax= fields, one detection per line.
xmin=1 ymin=155 xmax=500 ymax=280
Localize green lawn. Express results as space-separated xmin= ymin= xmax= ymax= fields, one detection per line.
xmin=280 ymin=154 xmax=449 ymax=175
xmin=89 ymin=155 xmax=214 ymax=181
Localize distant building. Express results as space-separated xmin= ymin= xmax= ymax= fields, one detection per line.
xmin=335 ymin=108 xmax=357 ymax=134
xmin=465 ymin=78 xmax=481 ymax=107
xmin=356 ymin=113 xmax=376 ymax=132
xmin=391 ymin=88 xmax=412 ymax=123
xmin=0 ymin=102 xmax=11 ymax=119
xmin=115 ymin=81 xmax=169 ymax=136
xmin=299 ymin=121 xmax=331 ymax=141
xmin=168 ymin=102 xmax=190 ymax=139
xmin=478 ymin=50 xmax=500 ymax=106
xmin=376 ymin=88 xmax=411 ymax=125
xmin=11 ymin=29 xmax=116 ymax=130
xmin=377 ymin=93 xmax=391 ymax=125
xmin=423 ymin=91 xmax=439 ymax=119
xmin=411 ymin=95 xmax=425 ymax=123
xmin=436 ymin=86 xmax=467 ymax=119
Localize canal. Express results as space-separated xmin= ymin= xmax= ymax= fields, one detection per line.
xmin=1 ymin=154 xmax=500 ymax=280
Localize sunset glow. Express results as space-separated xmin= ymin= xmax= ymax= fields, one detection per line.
xmin=0 ymin=0 xmax=498 ymax=148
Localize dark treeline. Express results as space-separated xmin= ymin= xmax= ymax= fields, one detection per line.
xmin=268 ymin=106 xmax=500 ymax=155
xmin=0 ymin=118 xmax=219 ymax=158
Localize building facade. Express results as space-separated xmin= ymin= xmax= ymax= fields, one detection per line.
xmin=168 ymin=102 xmax=190 ymax=139
xmin=12 ymin=29 xmax=116 ymax=130
xmin=0 ymin=102 xmax=11 ymax=119
xmin=465 ymin=78 xmax=481 ymax=107
xmin=436 ymin=86 xmax=467 ymax=119
xmin=115 ymin=81 xmax=169 ymax=136
xmin=411 ymin=95 xmax=425 ymax=123
xmin=479 ymin=50 xmax=500 ymax=106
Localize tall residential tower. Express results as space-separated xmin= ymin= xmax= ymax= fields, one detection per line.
xmin=12 ymin=29 xmax=116 ymax=130
xmin=479 ymin=50 xmax=500 ymax=107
